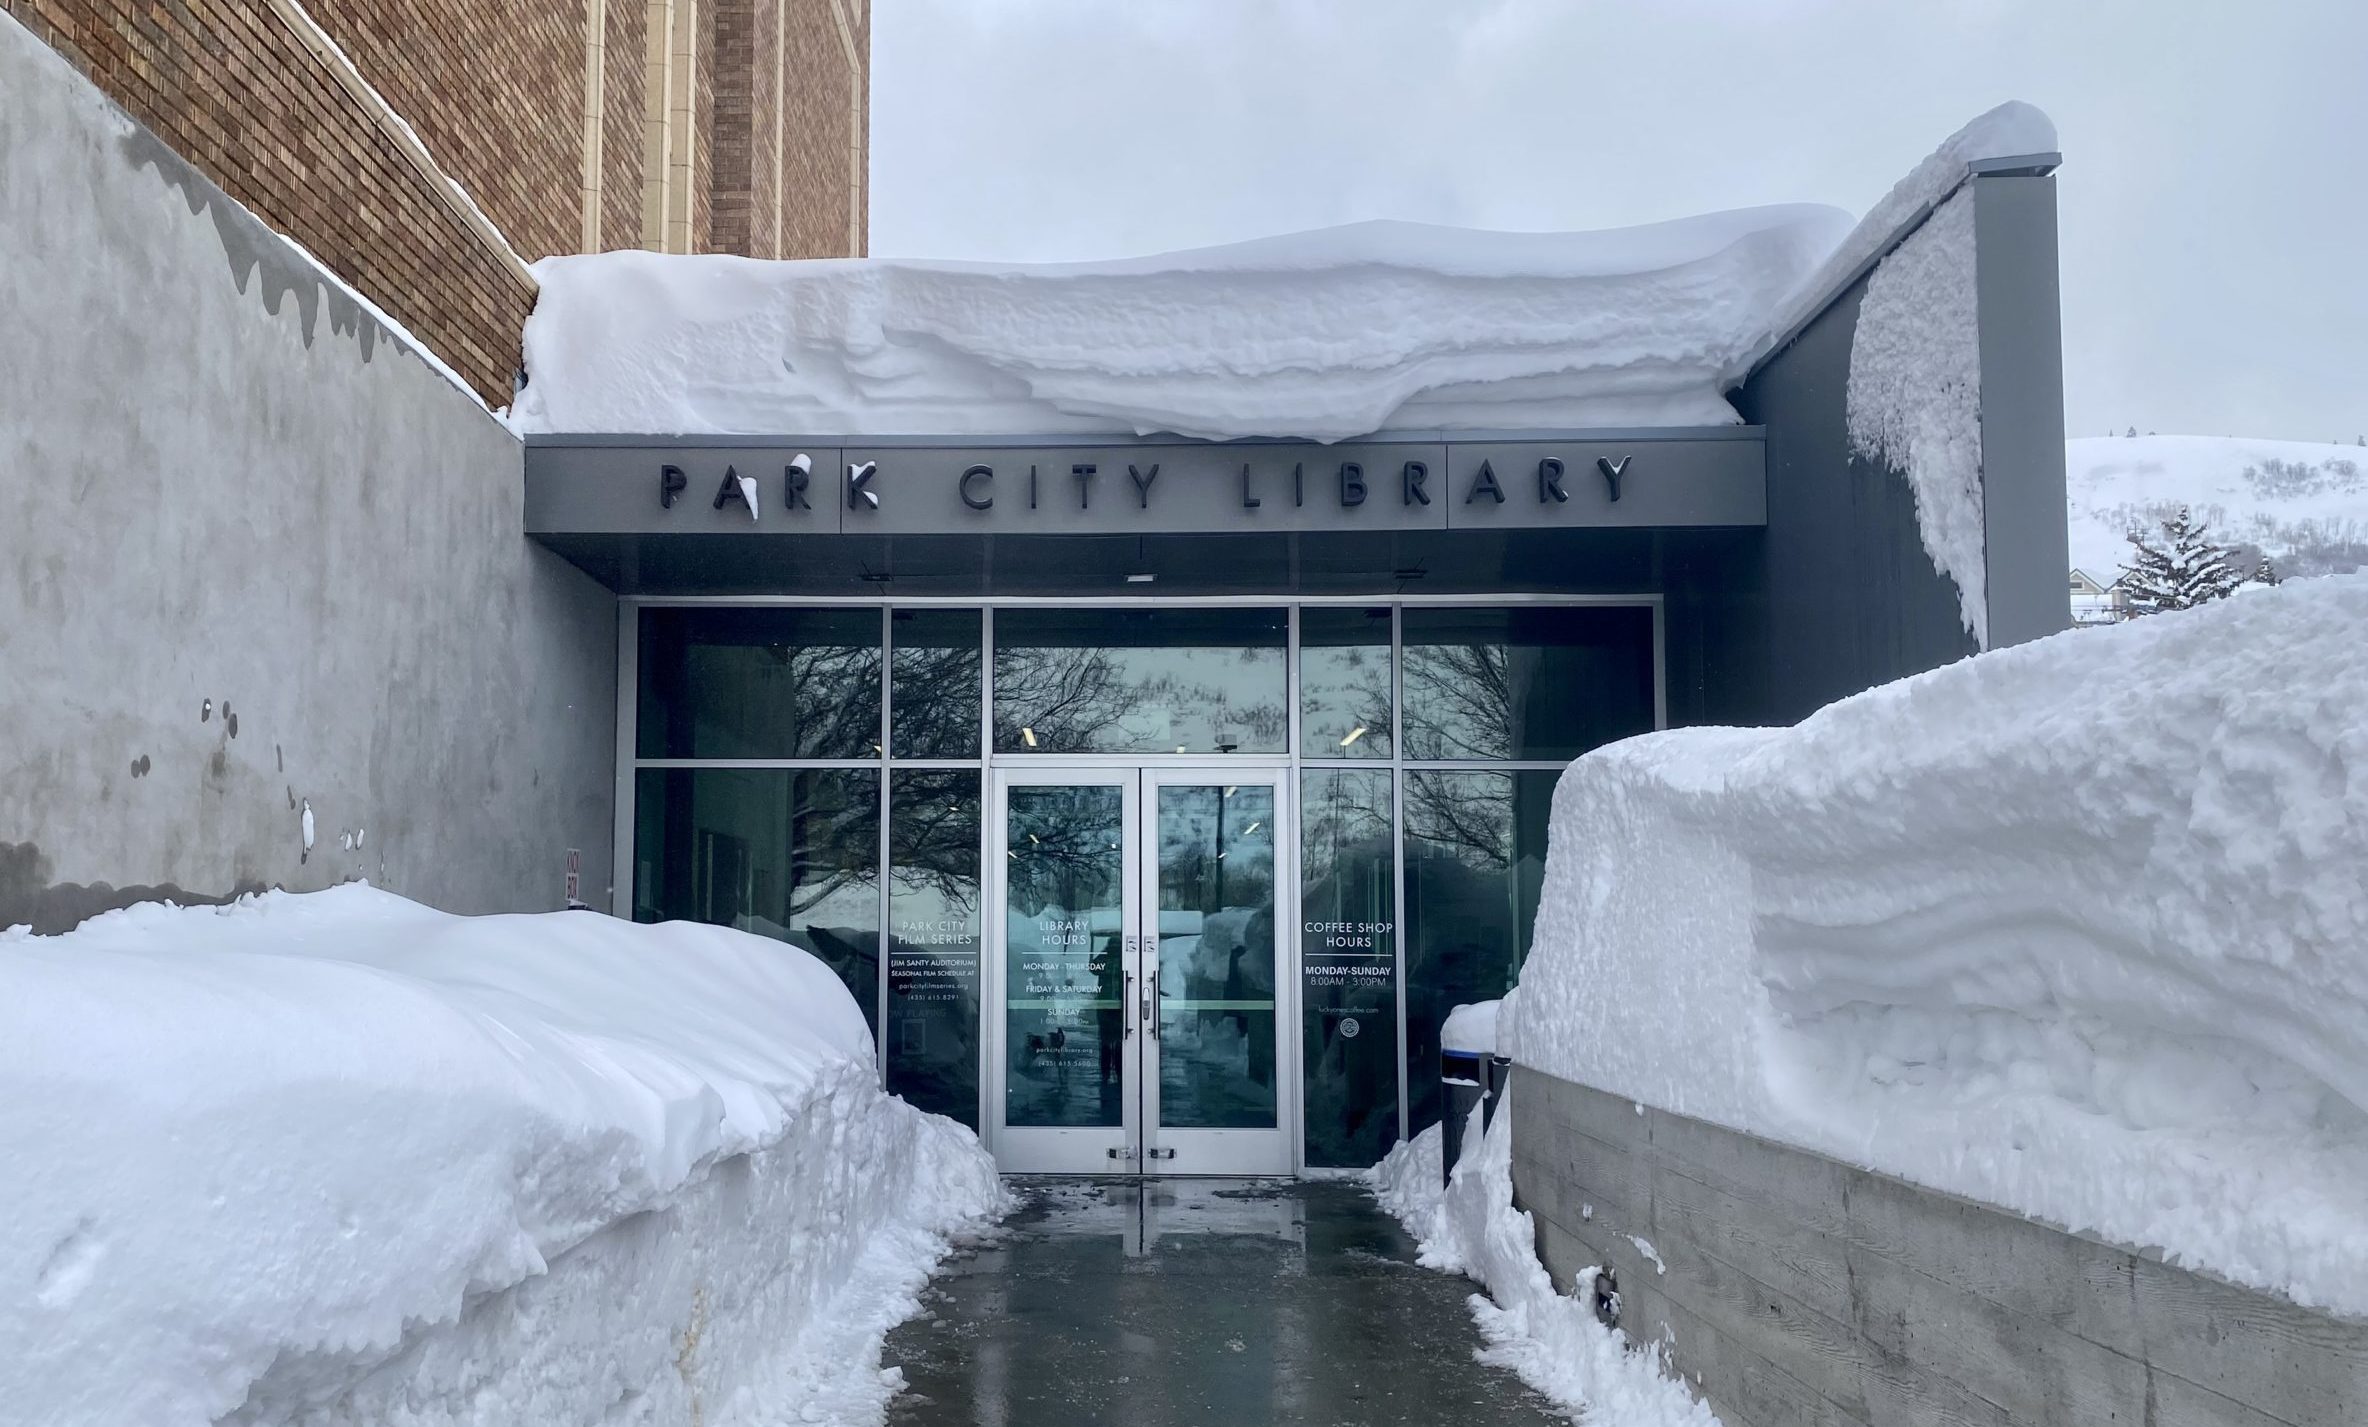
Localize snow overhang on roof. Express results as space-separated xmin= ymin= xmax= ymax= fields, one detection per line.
xmin=509 ymin=103 xmax=2057 ymax=444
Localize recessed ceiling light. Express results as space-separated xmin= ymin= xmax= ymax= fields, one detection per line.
xmin=1340 ymin=726 xmax=1367 ymax=747
xmin=1126 ymin=572 xmax=1156 ymax=584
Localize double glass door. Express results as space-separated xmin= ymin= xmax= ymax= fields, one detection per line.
xmin=988 ymin=766 xmax=1295 ymax=1175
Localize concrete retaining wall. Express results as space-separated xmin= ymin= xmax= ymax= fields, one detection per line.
xmin=1511 ymin=1067 xmax=2368 ymax=1427
xmin=0 ymin=16 xmax=617 ymax=931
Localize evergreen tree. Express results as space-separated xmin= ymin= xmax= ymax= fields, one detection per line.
xmin=2117 ymin=507 xmax=2247 ymax=616
xmin=2254 ymin=555 xmax=2282 ymax=588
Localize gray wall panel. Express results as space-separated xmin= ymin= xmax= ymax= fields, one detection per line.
xmin=1974 ymin=174 xmax=2074 ymax=646
xmin=1 ymin=24 xmax=616 ymax=931
xmin=1733 ymin=259 xmax=1979 ymax=725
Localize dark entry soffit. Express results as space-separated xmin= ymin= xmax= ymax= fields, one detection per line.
xmin=523 ymin=428 xmax=1766 ymax=539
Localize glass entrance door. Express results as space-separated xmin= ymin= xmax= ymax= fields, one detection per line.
xmin=989 ymin=766 xmax=1295 ymax=1175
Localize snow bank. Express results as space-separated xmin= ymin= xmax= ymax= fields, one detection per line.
xmin=0 ymin=886 xmax=1006 ymax=1426
xmin=1372 ymin=1109 xmax=1719 ymax=1425
xmin=1507 ymin=574 xmax=2368 ymax=1314
xmin=2068 ymin=434 xmax=2368 ymax=584
xmin=512 ymin=209 xmax=1848 ymax=441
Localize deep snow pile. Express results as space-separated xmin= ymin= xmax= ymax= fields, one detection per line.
xmin=0 ymin=886 xmax=1005 ymax=1427
xmin=2067 ymin=434 xmax=2368 ymax=583
xmin=511 ymin=210 xmax=1850 ymax=440
xmin=1373 ymin=1109 xmax=1719 ymax=1426
xmin=1507 ymin=574 xmax=2368 ymax=1313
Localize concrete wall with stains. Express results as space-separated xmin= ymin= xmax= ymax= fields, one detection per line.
xmin=0 ymin=15 xmax=618 ymax=934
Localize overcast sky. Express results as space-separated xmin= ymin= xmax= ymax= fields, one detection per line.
xmin=871 ymin=0 xmax=2367 ymax=445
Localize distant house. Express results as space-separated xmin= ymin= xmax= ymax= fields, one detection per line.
xmin=2070 ymin=568 xmax=2126 ymax=625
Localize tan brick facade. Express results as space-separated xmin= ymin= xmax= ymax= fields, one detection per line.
xmin=3 ymin=0 xmax=869 ymax=407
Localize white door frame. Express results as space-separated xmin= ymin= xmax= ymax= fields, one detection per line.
xmin=985 ymin=763 xmax=1299 ymax=1176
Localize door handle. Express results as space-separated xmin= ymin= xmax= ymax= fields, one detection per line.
xmin=1123 ymin=971 xmax=1134 ymax=1040
xmin=1145 ymin=966 xmax=1160 ymax=1039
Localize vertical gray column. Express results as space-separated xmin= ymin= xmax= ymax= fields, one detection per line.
xmin=1974 ymin=172 xmax=2072 ymax=646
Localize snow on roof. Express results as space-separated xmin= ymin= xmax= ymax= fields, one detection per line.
xmin=512 ymin=103 xmax=2055 ymax=442
xmin=1728 ymin=100 xmax=2058 ymax=383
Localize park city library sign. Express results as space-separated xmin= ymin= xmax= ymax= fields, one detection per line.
xmin=523 ymin=431 xmax=1768 ymax=538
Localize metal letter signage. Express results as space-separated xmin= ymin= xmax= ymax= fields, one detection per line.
xmin=1597 ymin=455 xmax=1630 ymax=502
xmin=1338 ymin=462 xmax=1366 ymax=507
xmin=1402 ymin=461 xmax=1430 ymax=506
xmin=960 ymin=463 xmax=994 ymax=510
xmin=1465 ymin=460 xmax=1505 ymax=504
xmin=1538 ymin=457 xmax=1568 ymax=504
xmin=523 ymin=433 xmax=1767 ymax=538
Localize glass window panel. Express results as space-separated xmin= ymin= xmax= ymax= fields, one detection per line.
xmin=1400 ymin=606 xmax=1655 ymax=761
xmin=1004 ymin=784 xmax=1128 ymax=1128
xmin=1300 ymin=769 xmax=1400 ymax=1167
xmin=891 ymin=609 xmax=983 ymax=759
xmin=637 ymin=608 xmax=883 ymax=760
xmin=993 ymin=607 xmax=1287 ymax=754
xmin=1299 ymin=607 xmax=1393 ymax=759
xmin=1154 ymin=783 xmax=1279 ymax=1130
xmin=887 ymin=769 xmax=982 ymax=1128
xmin=633 ymin=767 xmax=882 ymax=1033
xmin=1401 ymin=768 xmax=1556 ymax=1134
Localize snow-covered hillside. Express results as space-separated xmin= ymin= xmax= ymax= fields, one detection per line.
xmin=2068 ymin=434 xmax=2368 ymax=583
xmin=0 ymin=888 xmax=1004 ymax=1427
xmin=1506 ymin=574 xmax=2368 ymax=1314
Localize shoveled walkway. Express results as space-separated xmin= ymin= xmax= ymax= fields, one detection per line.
xmin=883 ymin=1178 xmax=1567 ymax=1427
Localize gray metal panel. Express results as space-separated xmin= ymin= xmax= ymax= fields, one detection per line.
xmin=525 ymin=434 xmax=1767 ymax=540
xmin=524 ymin=444 xmax=846 ymax=534
xmin=1973 ymin=174 xmax=2073 ymax=647
xmin=1732 ymin=250 xmax=1976 ymax=726
xmin=842 ymin=441 xmax=1450 ymax=534
xmin=521 ymin=425 xmax=1767 ymax=449
xmin=1443 ymin=439 xmax=1765 ymax=530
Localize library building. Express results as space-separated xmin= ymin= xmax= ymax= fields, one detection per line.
xmin=517 ymin=129 xmax=2071 ymax=1174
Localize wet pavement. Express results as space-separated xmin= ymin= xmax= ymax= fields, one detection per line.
xmin=883 ymin=1178 xmax=1568 ymax=1427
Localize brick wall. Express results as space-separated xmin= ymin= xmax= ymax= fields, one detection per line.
xmin=4 ymin=0 xmax=532 ymax=406
xmin=3 ymin=0 xmax=867 ymax=405
xmin=709 ymin=0 xmax=754 ymax=255
xmin=305 ymin=0 xmax=584 ymax=265
xmin=599 ymin=0 xmax=645 ymax=251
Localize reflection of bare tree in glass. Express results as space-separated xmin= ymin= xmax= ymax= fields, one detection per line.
xmin=891 ymin=643 xmax=982 ymax=758
xmin=779 ymin=772 xmax=880 ymax=918
xmin=1404 ymin=771 xmax=1513 ymax=873
xmin=1401 ymin=641 xmax=1516 ymax=760
xmin=670 ymin=640 xmax=883 ymax=757
xmin=993 ymin=647 xmax=1134 ymax=752
xmin=1302 ymin=643 xmax=1395 ymax=751
xmin=1006 ymin=787 xmax=1123 ymax=916
xmin=888 ymin=771 xmax=981 ymax=909
xmin=994 ymin=645 xmax=1288 ymax=753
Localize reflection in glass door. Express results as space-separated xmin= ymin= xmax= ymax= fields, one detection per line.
xmin=988 ymin=767 xmax=1295 ymax=1175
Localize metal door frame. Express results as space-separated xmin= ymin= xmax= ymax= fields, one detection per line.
xmin=985 ymin=762 xmax=1298 ymax=1175
xmin=1136 ymin=763 xmax=1298 ymax=1177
